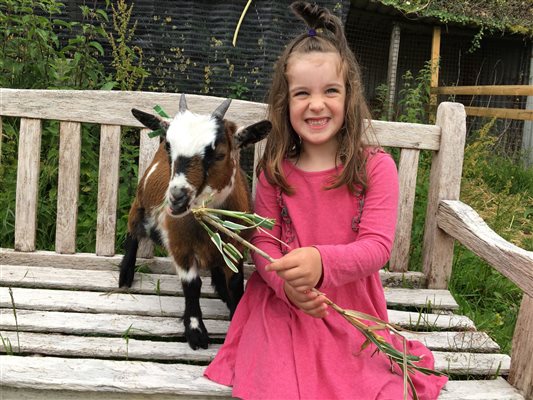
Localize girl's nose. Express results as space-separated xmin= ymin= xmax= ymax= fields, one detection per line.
xmin=308 ymin=96 xmax=325 ymax=112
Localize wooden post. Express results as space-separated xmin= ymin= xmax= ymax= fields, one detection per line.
xmin=430 ymin=26 xmax=441 ymax=123
xmin=422 ymin=102 xmax=466 ymax=289
xmin=96 ymin=125 xmax=121 ymax=257
xmin=386 ymin=23 xmax=401 ymax=121
xmin=55 ymin=122 xmax=82 ymax=254
xmin=14 ymin=118 xmax=42 ymax=252
xmin=522 ymin=43 xmax=533 ymax=168
xmin=509 ymin=294 xmax=533 ymax=399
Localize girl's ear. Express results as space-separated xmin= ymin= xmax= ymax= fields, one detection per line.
xmin=131 ymin=108 xmax=170 ymax=135
xmin=235 ymin=120 xmax=272 ymax=149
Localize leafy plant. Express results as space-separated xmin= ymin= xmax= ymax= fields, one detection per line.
xmin=104 ymin=0 xmax=148 ymax=91
xmin=0 ymin=0 xmax=110 ymax=89
xmin=397 ymin=60 xmax=434 ymax=124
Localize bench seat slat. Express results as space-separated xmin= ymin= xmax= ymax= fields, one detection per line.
xmin=0 ymin=356 xmax=522 ymax=399
xmin=0 ymin=330 xmax=500 ymax=362
xmin=0 ymin=307 xmax=475 ymax=336
xmin=0 ymin=309 xmax=229 ymax=337
xmin=0 ymin=332 xmax=510 ymax=376
xmin=0 ymin=266 xmax=456 ymax=309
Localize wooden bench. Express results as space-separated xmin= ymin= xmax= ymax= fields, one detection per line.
xmin=1 ymin=88 xmax=532 ymax=399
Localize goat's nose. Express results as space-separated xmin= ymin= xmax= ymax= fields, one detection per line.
xmin=169 ymin=187 xmax=188 ymax=210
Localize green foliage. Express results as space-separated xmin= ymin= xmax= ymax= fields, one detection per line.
xmin=0 ymin=0 xmax=110 ymax=89
xmin=105 ymin=0 xmax=148 ymax=91
xmin=376 ymin=0 xmax=533 ymax=48
xmin=397 ymin=60 xmax=433 ymax=124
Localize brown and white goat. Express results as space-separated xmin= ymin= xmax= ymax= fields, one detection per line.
xmin=119 ymin=95 xmax=271 ymax=349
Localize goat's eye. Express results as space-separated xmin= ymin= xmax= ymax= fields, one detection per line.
xmin=215 ymin=153 xmax=226 ymax=161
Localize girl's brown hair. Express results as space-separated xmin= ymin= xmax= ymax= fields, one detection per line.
xmin=257 ymin=1 xmax=373 ymax=195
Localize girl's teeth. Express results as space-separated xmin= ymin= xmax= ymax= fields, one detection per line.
xmin=308 ymin=118 xmax=327 ymax=126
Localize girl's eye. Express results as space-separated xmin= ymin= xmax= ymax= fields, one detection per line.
xmin=326 ymin=88 xmax=340 ymax=94
xmin=293 ymin=91 xmax=308 ymax=97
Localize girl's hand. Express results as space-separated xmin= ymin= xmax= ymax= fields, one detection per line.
xmin=284 ymin=282 xmax=328 ymax=318
xmin=266 ymin=247 xmax=323 ymax=292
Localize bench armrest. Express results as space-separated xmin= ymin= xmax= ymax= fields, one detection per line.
xmin=437 ymin=200 xmax=533 ymax=297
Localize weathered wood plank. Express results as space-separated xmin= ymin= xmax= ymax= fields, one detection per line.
xmin=0 ymin=355 xmax=232 ymax=397
xmin=0 ymin=330 xmax=500 ymax=362
xmin=390 ymin=148 xmax=420 ymax=272
xmin=439 ymin=378 xmax=524 ymax=400
xmin=0 ymin=355 xmax=520 ymax=398
xmin=0 ymin=304 xmax=474 ymax=333
xmin=0 ymin=331 xmax=508 ymax=375
xmin=96 ymin=124 xmax=121 ymax=256
xmin=0 ymin=252 xmax=427 ymax=286
xmin=509 ymin=294 xmax=533 ymax=399
xmin=422 ymin=102 xmax=466 ymax=289
xmin=14 ymin=118 xmax=42 ymax=252
xmin=55 ymin=121 xmax=81 ymax=254
xmin=0 ymin=88 xmax=268 ymax=130
xmin=438 ymin=200 xmax=533 ymax=297
xmin=0 ymin=249 xmax=175 ymax=273
xmin=0 ymin=89 xmax=441 ymax=150
xmin=0 ymin=266 xmax=455 ymax=309
xmin=433 ymin=351 xmax=511 ymax=376
xmin=402 ymin=331 xmax=500 ymax=353
xmin=0 ymin=309 xmax=229 ymax=338
xmin=0 ymin=287 xmax=230 ymax=319
xmin=0 ymin=331 xmax=218 ymax=363
xmin=137 ymin=128 xmax=160 ymax=259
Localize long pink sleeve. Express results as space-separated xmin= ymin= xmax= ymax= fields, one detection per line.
xmin=316 ymin=152 xmax=399 ymax=288
xmin=250 ymin=172 xmax=291 ymax=304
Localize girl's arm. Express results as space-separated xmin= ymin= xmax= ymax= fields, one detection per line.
xmin=315 ymin=152 xmax=399 ymax=289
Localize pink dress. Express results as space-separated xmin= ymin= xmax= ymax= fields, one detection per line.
xmin=205 ymin=150 xmax=448 ymax=399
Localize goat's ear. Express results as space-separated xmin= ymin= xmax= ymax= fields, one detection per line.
xmin=131 ymin=108 xmax=170 ymax=135
xmin=234 ymin=120 xmax=272 ymax=149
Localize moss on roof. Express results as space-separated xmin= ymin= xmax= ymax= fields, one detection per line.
xmin=375 ymin=0 xmax=533 ymax=37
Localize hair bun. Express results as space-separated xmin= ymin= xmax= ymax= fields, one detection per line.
xmin=290 ymin=1 xmax=338 ymax=33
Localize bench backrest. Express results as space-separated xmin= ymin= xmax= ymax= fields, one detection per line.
xmin=0 ymin=89 xmax=466 ymax=288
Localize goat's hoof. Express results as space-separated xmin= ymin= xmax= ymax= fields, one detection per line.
xmin=185 ymin=322 xmax=209 ymax=350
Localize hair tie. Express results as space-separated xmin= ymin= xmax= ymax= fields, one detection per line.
xmin=307 ymin=28 xmax=323 ymax=37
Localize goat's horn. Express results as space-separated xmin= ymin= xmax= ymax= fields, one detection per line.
xmin=179 ymin=94 xmax=188 ymax=113
xmin=212 ymin=98 xmax=232 ymax=120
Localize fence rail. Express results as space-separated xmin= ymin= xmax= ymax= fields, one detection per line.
xmin=431 ymin=85 xmax=533 ymax=121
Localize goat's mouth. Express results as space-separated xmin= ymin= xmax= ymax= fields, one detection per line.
xmin=166 ymin=204 xmax=191 ymax=218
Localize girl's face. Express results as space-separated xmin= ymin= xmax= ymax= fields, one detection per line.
xmin=286 ymin=51 xmax=346 ymax=152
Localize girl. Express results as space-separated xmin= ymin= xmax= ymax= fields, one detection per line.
xmin=205 ymin=2 xmax=448 ymax=399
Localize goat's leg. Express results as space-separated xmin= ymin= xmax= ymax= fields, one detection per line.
xmin=227 ymin=261 xmax=244 ymax=319
xmin=118 ymin=233 xmax=139 ymax=288
xmin=181 ymin=270 xmax=209 ymax=350
xmin=118 ymin=205 xmax=146 ymax=288
xmin=211 ymin=262 xmax=244 ymax=319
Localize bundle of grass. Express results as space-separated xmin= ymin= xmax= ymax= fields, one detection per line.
xmin=192 ymin=205 xmax=446 ymax=400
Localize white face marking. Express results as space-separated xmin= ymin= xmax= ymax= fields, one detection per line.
xmin=189 ymin=317 xmax=200 ymax=330
xmin=166 ymin=110 xmax=218 ymax=160
xmin=143 ymin=162 xmax=159 ymax=192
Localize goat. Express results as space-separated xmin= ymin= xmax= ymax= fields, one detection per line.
xmin=118 ymin=95 xmax=271 ymax=349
